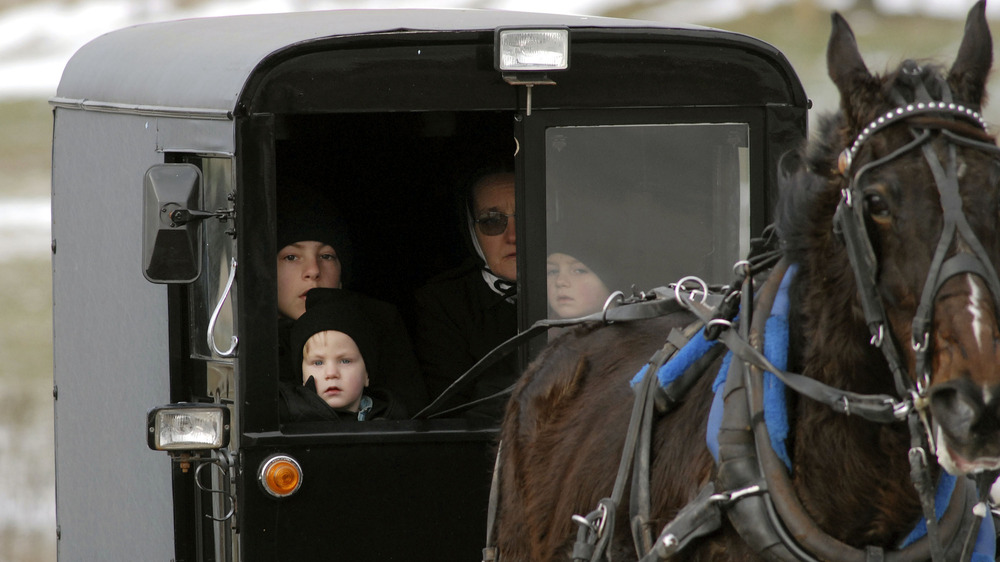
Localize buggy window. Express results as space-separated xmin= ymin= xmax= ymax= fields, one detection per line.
xmin=545 ymin=123 xmax=749 ymax=319
xmin=273 ymin=111 xmax=516 ymax=424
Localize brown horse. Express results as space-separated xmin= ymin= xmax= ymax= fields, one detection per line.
xmin=496 ymin=3 xmax=1000 ymax=560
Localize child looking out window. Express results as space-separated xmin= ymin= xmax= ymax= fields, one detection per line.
xmin=279 ymin=288 xmax=403 ymax=421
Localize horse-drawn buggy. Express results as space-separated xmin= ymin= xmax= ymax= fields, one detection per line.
xmin=49 ymin=2 xmax=999 ymax=561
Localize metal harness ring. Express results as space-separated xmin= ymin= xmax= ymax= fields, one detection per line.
xmin=673 ymin=276 xmax=710 ymax=308
xmin=601 ymin=291 xmax=625 ymax=324
xmin=732 ymin=260 xmax=752 ymax=278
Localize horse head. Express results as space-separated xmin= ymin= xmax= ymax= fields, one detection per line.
xmin=823 ymin=0 xmax=1000 ymax=477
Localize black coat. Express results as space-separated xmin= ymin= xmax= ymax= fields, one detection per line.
xmin=278 ymin=380 xmax=404 ymax=422
xmin=278 ymin=289 xmax=428 ymax=416
xmin=412 ymin=262 xmax=518 ymax=421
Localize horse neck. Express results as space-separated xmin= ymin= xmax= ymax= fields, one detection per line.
xmin=788 ymin=262 xmax=892 ymax=394
xmin=785 ymin=264 xmax=923 ymax=544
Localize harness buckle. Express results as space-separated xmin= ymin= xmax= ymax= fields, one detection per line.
xmin=707 ymin=318 xmax=734 ymax=331
xmin=908 ymin=446 xmax=929 ymax=472
xmin=870 ymin=323 xmax=884 ymax=347
xmin=708 ymin=484 xmax=763 ymax=505
xmin=916 ymin=369 xmax=930 ymax=394
xmin=911 ymin=332 xmax=929 ymax=353
xmin=601 ymin=291 xmax=625 ymax=324
xmin=571 ymin=502 xmax=610 ymax=538
xmin=892 ymin=398 xmax=911 ymax=420
xmin=732 ymin=260 xmax=752 ymax=279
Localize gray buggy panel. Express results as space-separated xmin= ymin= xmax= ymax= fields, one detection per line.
xmin=51 ymin=108 xmax=174 ymax=560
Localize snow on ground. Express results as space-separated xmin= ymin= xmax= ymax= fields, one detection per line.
xmin=0 ymin=198 xmax=49 ymax=263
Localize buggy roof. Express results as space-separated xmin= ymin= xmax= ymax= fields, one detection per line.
xmin=53 ymin=9 xmax=789 ymax=116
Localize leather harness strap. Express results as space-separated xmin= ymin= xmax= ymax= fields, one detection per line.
xmin=713 ymin=260 xmax=982 ymax=562
xmin=414 ymin=287 xmax=707 ymax=420
xmin=570 ymin=320 xmax=705 ymax=562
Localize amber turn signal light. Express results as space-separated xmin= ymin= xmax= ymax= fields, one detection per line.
xmin=259 ymin=455 xmax=302 ymax=498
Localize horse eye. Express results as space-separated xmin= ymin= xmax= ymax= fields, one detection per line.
xmin=864 ymin=193 xmax=891 ymax=219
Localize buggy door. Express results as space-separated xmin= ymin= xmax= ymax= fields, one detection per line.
xmin=519 ymin=108 xmax=765 ymax=330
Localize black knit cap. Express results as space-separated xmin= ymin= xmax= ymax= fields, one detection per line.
xmin=276 ymin=182 xmax=354 ymax=288
xmin=546 ymin=228 xmax=628 ymax=295
xmin=290 ymin=288 xmax=378 ymax=382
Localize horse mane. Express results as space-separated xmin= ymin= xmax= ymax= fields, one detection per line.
xmin=772 ymin=113 xmax=890 ymax=392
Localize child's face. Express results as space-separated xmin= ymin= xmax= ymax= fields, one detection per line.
xmin=277 ymin=241 xmax=342 ymax=319
xmin=546 ymin=253 xmax=611 ymax=319
xmin=302 ymin=330 xmax=369 ymax=412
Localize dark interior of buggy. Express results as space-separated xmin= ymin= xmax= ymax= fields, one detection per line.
xmin=275 ymin=111 xmax=514 ymax=310
xmin=145 ymin=34 xmax=769 ymax=437
xmin=266 ymin=109 xmax=753 ymax=428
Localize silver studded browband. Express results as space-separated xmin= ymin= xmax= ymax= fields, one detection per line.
xmin=838 ymin=101 xmax=989 ymax=176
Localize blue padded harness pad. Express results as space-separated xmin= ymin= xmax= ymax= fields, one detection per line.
xmin=633 ymin=263 xmax=995 ymax=558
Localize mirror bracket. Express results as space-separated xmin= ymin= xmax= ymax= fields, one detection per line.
xmin=167 ymin=206 xmax=233 ymax=229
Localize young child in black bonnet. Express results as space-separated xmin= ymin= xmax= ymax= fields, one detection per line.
xmin=279 ymin=287 xmax=403 ymax=422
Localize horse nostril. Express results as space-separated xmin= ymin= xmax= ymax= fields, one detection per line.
xmin=979 ymin=399 xmax=1000 ymax=434
xmin=928 ymin=386 xmax=978 ymax=439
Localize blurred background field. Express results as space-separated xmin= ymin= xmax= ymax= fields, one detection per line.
xmin=1 ymin=1 xmax=996 ymax=561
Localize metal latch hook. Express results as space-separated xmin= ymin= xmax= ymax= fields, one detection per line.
xmin=208 ymin=258 xmax=238 ymax=358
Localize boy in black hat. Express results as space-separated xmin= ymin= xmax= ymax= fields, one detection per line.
xmin=280 ymin=288 xmax=403 ymax=421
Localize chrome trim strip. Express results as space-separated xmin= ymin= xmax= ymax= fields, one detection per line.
xmin=49 ymin=97 xmax=233 ymax=120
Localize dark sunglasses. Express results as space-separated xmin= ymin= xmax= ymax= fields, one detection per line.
xmin=474 ymin=211 xmax=515 ymax=236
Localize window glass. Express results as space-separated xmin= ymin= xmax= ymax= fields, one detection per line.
xmin=545 ymin=123 xmax=749 ymax=319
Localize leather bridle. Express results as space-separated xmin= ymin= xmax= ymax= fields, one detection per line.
xmin=834 ymin=78 xmax=1000 ymax=401
xmin=832 ymin=64 xmax=1000 ymax=560
xmin=834 ymin=67 xmax=1000 ymax=417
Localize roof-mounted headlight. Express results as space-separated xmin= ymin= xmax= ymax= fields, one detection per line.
xmin=147 ymin=403 xmax=230 ymax=452
xmin=495 ymin=28 xmax=569 ymax=86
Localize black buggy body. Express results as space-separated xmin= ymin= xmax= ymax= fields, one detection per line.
xmin=50 ymin=8 xmax=807 ymax=561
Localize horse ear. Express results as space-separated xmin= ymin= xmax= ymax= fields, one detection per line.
xmin=827 ymin=12 xmax=872 ymax=111
xmin=948 ymin=0 xmax=992 ymax=108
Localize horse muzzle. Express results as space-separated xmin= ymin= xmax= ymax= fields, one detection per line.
xmin=923 ymin=276 xmax=1000 ymax=474
xmin=927 ymin=378 xmax=1000 ymax=475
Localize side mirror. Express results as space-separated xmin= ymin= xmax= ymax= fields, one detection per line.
xmin=142 ymin=163 xmax=203 ymax=283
